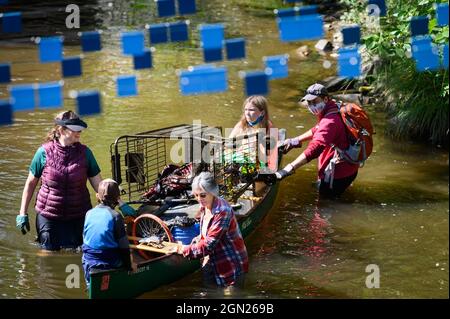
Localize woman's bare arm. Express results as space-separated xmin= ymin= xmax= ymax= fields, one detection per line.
xmin=88 ymin=173 xmax=103 ymax=193
xmin=19 ymin=172 xmax=40 ymax=215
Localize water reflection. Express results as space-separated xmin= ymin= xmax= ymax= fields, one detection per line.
xmin=302 ymin=210 xmax=330 ymax=259
xmin=0 ymin=0 xmax=129 ymax=43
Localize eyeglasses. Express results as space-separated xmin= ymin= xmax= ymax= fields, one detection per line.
xmin=193 ymin=193 xmax=208 ymax=199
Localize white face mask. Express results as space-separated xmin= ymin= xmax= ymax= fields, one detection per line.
xmin=307 ymin=101 xmax=326 ymax=115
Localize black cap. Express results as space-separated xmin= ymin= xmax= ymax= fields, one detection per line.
xmin=55 ymin=118 xmax=88 ymax=131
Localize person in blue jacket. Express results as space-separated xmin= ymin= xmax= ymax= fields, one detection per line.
xmin=82 ymin=178 xmax=137 ymax=287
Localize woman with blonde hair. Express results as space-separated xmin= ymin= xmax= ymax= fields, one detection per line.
xmin=16 ymin=110 xmax=103 ymax=251
xmin=228 ymin=96 xmax=277 ymax=173
xmin=229 ymin=95 xmax=272 ymax=138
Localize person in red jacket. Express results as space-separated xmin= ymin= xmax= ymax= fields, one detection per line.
xmin=276 ymin=83 xmax=359 ymax=198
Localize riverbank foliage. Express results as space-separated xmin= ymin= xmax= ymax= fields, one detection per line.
xmin=229 ymin=0 xmax=448 ymax=144
xmin=339 ymin=0 xmax=449 ymax=146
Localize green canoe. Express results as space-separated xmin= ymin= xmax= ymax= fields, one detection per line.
xmin=88 ymin=124 xmax=283 ymax=299
xmin=88 ymin=180 xmax=280 ymax=299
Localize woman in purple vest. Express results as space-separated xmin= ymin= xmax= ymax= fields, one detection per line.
xmin=16 ymin=110 xmax=103 ymax=251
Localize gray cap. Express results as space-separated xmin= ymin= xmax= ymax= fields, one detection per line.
xmin=301 ymin=83 xmax=328 ymax=102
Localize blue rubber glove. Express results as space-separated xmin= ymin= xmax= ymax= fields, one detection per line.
xmin=119 ymin=203 xmax=137 ymax=217
xmin=16 ymin=215 xmax=30 ymax=235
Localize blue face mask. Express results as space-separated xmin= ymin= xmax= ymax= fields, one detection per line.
xmin=247 ymin=113 xmax=265 ymax=127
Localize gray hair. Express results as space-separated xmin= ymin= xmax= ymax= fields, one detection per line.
xmin=192 ymin=172 xmax=219 ymax=197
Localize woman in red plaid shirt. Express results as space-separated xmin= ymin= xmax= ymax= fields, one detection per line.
xmin=174 ymin=172 xmax=249 ymax=288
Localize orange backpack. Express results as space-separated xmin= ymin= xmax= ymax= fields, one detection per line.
xmin=334 ymin=102 xmax=374 ymax=166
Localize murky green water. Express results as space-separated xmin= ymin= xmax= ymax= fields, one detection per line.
xmin=0 ymin=0 xmax=448 ymax=299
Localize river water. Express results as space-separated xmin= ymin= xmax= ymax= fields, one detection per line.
xmin=0 ymin=0 xmax=448 ymax=299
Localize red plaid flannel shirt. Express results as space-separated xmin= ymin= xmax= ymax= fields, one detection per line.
xmin=182 ymin=197 xmax=249 ymax=286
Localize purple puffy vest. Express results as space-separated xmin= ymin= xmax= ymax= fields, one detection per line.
xmin=35 ymin=140 xmax=92 ymax=221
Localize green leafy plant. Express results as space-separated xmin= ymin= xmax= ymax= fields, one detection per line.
xmin=340 ymin=0 xmax=449 ymax=145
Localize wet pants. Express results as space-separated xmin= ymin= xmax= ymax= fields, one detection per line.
xmin=36 ymin=213 xmax=84 ymax=251
xmin=319 ymin=172 xmax=358 ymax=198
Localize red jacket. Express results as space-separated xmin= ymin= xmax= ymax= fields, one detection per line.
xmin=303 ymin=101 xmax=359 ymax=180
